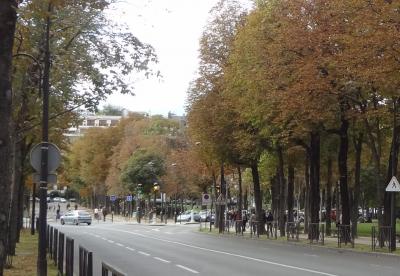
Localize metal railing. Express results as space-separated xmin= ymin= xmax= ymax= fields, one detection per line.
xmin=286 ymin=222 xmax=299 ymax=242
xmin=337 ymin=224 xmax=354 ymax=248
xmin=58 ymin=232 xmax=65 ymax=274
xmin=308 ymin=223 xmax=324 ymax=245
xmin=79 ymin=246 xmax=93 ymax=276
xmin=372 ymin=226 xmax=392 ymax=252
xmin=53 ymin=228 xmax=58 ymax=264
xmin=102 ymin=262 xmax=126 ymax=276
xmin=65 ymin=237 xmax=74 ymax=276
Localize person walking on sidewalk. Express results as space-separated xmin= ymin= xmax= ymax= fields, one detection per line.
xmin=266 ymin=211 xmax=274 ymax=237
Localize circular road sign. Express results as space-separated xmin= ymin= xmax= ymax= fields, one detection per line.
xmin=30 ymin=142 xmax=62 ymax=173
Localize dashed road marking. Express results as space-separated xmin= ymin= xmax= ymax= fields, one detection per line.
xmin=116 ymin=243 xmax=124 ymax=247
xmin=138 ymin=251 xmax=150 ymax=256
xmin=153 ymin=257 xmax=171 ymax=263
xmin=107 ymin=240 xmax=115 ymax=244
xmin=126 ymin=247 xmax=135 ymax=251
xmin=176 ymin=264 xmax=199 ymax=274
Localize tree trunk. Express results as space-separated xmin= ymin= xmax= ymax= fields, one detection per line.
xmin=304 ymin=155 xmax=310 ymax=234
xmin=277 ymin=146 xmax=286 ymax=236
xmin=352 ymin=133 xmax=363 ymax=237
xmin=338 ymin=113 xmax=350 ymax=226
xmin=0 ymin=1 xmax=17 ymax=273
xmin=271 ymin=174 xmax=279 ymax=223
xmin=7 ymin=139 xmax=24 ymax=257
xmin=326 ymin=158 xmax=333 ymax=236
xmin=237 ymin=167 xmax=242 ymax=212
xmin=287 ymin=166 xmax=294 ymax=223
xmin=218 ymin=164 xmax=226 ymax=233
xmin=309 ymin=131 xmax=321 ymax=239
xmin=384 ymin=99 xmax=400 ymax=226
xmin=251 ymin=163 xmax=264 ymax=235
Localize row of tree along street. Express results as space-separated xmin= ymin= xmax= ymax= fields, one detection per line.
xmin=0 ymin=1 xmax=157 ymax=275
xmin=186 ymin=0 xmax=400 ymax=238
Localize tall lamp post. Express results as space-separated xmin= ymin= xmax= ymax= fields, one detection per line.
xmin=153 ymin=182 xmax=159 ymax=223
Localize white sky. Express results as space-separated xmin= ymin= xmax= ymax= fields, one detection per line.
xmin=101 ymin=0 xmax=251 ymax=117
xmin=100 ymin=0 xmax=218 ymax=116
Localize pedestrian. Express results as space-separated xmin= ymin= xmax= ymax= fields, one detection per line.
xmin=250 ymin=211 xmax=257 ymax=235
xmin=74 ymin=204 xmax=78 ymax=210
xmin=66 ymin=203 xmax=70 ymax=210
xmin=102 ymin=207 xmax=107 ymax=222
xmin=266 ymin=211 xmax=274 ymax=237
xmin=242 ymin=211 xmax=248 ymax=232
xmin=56 ymin=209 xmax=60 ymax=222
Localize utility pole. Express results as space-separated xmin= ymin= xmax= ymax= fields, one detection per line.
xmin=37 ymin=3 xmax=52 ymax=275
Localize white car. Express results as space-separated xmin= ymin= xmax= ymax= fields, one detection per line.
xmin=60 ymin=198 xmax=67 ymax=203
xmin=177 ymin=210 xmax=201 ymax=222
xmin=60 ymin=210 xmax=92 ymax=225
xmin=53 ymin=197 xmax=61 ymax=202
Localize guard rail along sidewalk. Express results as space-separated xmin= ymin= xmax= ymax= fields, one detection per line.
xmin=47 ymin=225 xmax=126 ymax=276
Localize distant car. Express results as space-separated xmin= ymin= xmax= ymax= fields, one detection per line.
xmin=177 ymin=211 xmax=200 ymax=222
xmin=60 ymin=198 xmax=67 ymax=203
xmin=69 ymin=198 xmax=76 ymax=202
xmin=60 ymin=210 xmax=92 ymax=225
xmin=53 ymin=197 xmax=61 ymax=202
xmin=199 ymin=210 xmax=215 ymax=222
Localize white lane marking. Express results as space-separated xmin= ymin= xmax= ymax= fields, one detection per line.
xmin=304 ymin=254 xmax=319 ymax=258
xmin=116 ymin=243 xmax=124 ymax=247
xmin=101 ymin=237 xmax=107 ymax=240
xmin=151 ymin=228 xmax=160 ymax=232
xmin=153 ymin=257 xmax=171 ymax=263
xmin=176 ymin=264 xmax=199 ymax=274
xmin=165 ymin=232 xmax=173 ymax=234
xmin=107 ymin=240 xmax=115 ymax=244
xmin=94 ymin=234 xmax=100 ymax=238
xmin=126 ymin=247 xmax=135 ymax=251
xmin=100 ymin=227 xmax=338 ymax=276
xmin=138 ymin=251 xmax=150 ymax=256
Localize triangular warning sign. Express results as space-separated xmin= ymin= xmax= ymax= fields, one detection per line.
xmin=386 ymin=176 xmax=400 ymax=192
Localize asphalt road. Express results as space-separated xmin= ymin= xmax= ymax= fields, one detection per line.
xmin=49 ymin=221 xmax=400 ymax=276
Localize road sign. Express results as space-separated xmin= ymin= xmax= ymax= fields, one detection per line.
xmin=216 ymin=194 xmax=226 ymax=205
xmin=30 ymin=142 xmax=61 ymax=173
xmin=202 ymin=193 xmax=211 ymax=205
xmin=110 ymin=195 xmax=117 ymax=202
xmin=386 ymin=176 xmax=400 ymax=192
xmin=126 ymin=195 xmax=133 ymax=202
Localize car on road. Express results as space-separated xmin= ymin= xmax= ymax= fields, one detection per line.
xmin=60 ymin=210 xmax=92 ymax=225
xmin=53 ymin=197 xmax=61 ymax=202
xmin=199 ymin=210 xmax=215 ymax=222
xmin=60 ymin=197 xmax=67 ymax=203
xmin=177 ymin=210 xmax=201 ymax=222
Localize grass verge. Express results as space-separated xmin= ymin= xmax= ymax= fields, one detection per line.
xmin=4 ymin=230 xmax=58 ymax=276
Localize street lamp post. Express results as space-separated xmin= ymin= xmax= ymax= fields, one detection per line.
xmin=153 ymin=182 xmax=159 ymax=223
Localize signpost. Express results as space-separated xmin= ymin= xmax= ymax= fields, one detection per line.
xmin=202 ymin=193 xmax=211 ymax=206
xmin=110 ymin=195 xmax=117 ymax=202
xmin=126 ymin=195 xmax=132 ymax=202
xmin=385 ymin=176 xmax=400 ymax=251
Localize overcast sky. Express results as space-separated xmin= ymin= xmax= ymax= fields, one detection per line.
xmin=103 ymin=0 xmax=217 ymax=115
xmin=102 ymin=0 xmax=251 ymax=116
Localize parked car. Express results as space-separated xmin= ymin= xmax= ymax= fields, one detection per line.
xmin=60 ymin=210 xmax=92 ymax=225
xmin=60 ymin=198 xmax=67 ymax=203
xmin=177 ymin=210 xmax=201 ymax=222
xmin=199 ymin=210 xmax=215 ymax=222
xmin=53 ymin=197 xmax=61 ymax=202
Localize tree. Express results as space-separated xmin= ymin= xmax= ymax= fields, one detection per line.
xmin=0 ymin=0 xmax=18 ymax=273
xmin=120 ymin=150 xmax=165 ymax=194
